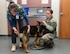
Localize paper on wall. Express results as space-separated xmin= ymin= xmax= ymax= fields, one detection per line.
xmin=41 ymin=0 xmax=48 ymax=4
xmin=12 ymin=0 xmax=17 ymax=4
xmin=22 ymin=0 xmax=27 ymax=4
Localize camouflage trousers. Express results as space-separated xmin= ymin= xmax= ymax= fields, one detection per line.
xmin=39 ymin=33 xmax=54 ymax=47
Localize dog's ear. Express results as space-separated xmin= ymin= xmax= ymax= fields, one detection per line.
xmin=36 ymin=21 xmax=42 ymax=26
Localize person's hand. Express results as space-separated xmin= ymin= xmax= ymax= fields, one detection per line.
xmin=27 ymin=25 xmax=30 ymax=33
xmin=14 ymin=30 xmax=19 ymax=35
xmin=42 ymin=21 xmax=46 ymax=24
xmin=13 ymin=27 xmax=19 ymax=35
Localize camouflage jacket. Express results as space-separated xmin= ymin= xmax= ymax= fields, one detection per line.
xmin=43 ymin=17 xmax=57 ymax=38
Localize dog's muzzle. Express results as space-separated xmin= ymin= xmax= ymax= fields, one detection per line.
xmin=18 ymin=33 xmax=24 ymax=38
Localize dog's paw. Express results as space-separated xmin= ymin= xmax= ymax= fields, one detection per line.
xmin=19 ymin=42 xmax=23 ymax=48
xmin=25 ymin=49 xmax=30 ymax=53
xmin=34 ymin=45 xmax=39 ymax=48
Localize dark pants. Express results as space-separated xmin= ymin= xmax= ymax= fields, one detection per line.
xmin=11 ymin=19 xmax=23 ymax=44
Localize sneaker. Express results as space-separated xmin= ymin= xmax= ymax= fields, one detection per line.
xmin=11 ymin=44 xmax=16 ymax=52
xmin=19 ymin=42 xmax=23 ymax=48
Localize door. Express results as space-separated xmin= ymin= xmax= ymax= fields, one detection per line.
xmin=59 ymin=0 xmax=70 ymax=38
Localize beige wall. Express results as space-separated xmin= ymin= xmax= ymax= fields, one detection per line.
xmin=0 ymin=0 xmax=8 ymax=35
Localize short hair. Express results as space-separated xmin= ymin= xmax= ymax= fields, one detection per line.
xmin=9 ymin=1 xmax=14 ymax=4
xmin=8 ymin=2 xmax=18 ymax=12
xmin=47 ymin=9 xmax=53 ymax=14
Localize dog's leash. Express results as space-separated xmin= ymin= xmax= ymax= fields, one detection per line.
xmin=30 ymin=39 xmax=47 ymax=50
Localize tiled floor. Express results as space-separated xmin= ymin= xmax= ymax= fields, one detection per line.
xmin=0 ymin=36 xmax=70 ymax=54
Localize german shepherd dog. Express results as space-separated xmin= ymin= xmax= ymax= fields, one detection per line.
xmin=18 ymin=21 xmax=55 ymax=52
xmin=18 ymin=21 xmax=43 ymax=53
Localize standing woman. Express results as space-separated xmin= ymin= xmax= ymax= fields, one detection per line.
xmin=7 ymin=2 xmax=30 ymax=52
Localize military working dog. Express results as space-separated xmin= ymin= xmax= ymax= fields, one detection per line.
xmin=18 ymin=21 xmax=56 ymax=52
xmin=18 ymin=21 xmax=42 ymax=52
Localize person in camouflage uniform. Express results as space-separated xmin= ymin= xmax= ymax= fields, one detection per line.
xmin=7 ymin=2 xmax=30 ymax=52
xmin=39 ymin=9 xmax=57 ymax=48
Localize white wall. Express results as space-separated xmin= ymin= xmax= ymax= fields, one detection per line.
xmin=51 ymin=0 xmax=60 ymax=37
xmin=0 ymin=0 xmax=8 ymax=35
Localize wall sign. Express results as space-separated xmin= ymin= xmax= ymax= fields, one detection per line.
xmin=22 ymin=0 xmax=27 ymax=4
xmin=12 ymin=0 xmax=17 ymax=4
xmin=41 ymin=0 xmax=48 ymax=4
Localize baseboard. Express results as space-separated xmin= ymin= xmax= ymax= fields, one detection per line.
xmin=0 ymin=34 xmax=36 ymax=36
xmin=0 ymin=35 xmax=7 ymax=36
xmin=0 ymin=35 xmax=11 ymax=36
